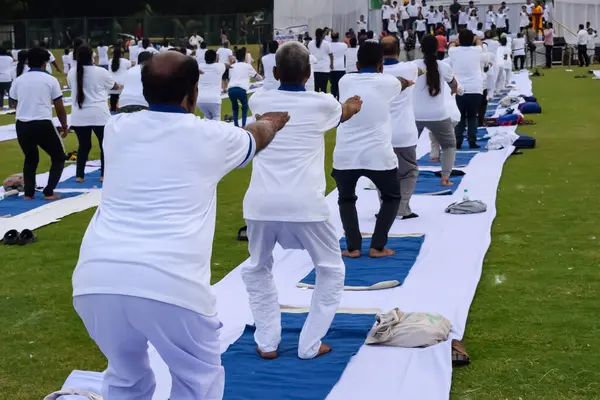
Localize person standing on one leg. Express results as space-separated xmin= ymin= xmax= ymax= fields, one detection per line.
xmin=382 ymin=35 xmax=420 ymax=219
xmin=108 ymin=46 xmax=132 ymax=113
xmin=243 ymin=42 xmax=362 ymax=360
xmin=9 ymin=47 xmax=69 ymax=200
xmin=448 ymin=30 xmax=486 ymax=149
xmin=329 ymin=32 xmax=348 ymax=100
xmin=577 ymin=25 xmax=590 ymax=67
xmin=67 ymin=43 xmax=120 ymax=183
xmin=333 ymin=42 xmax=406 ymax=259
xmin=228 ymin=48 xmax=264 ymax=128
xmin=72 ymin=51 xmax=288 ymax=400
xmin=543 ymin=23 xmax=554 ymax=68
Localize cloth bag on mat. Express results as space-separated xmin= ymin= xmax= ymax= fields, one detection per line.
xmin=445 ymin=200 xmax=487 ymax=214
xmin=365 ymin=308 xmax=451 ymax=348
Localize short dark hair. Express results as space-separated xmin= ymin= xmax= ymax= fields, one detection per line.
xmin=0 ymin=47 xmax=7 ymax=56
xmin=357 ymin=41 xmax=383 ymax=70
xmin=27 ymin=47 xmax=50 ymax=68
xmin=137 ymin=51 xmax=154 ymax=65
xmin=142 ymin=55 xmax=200 ymax=105
xmin=367 ymin=30 xmax=375 ymax=39
xmin=381 ymin=36 xmax=400 ymax=56
xmin=200 ymin=42 xmax=207 ymax=49
xmin=268 ymin=40 xmax=279 ymax=54
xmin=350 ymin=37 xmax=358 ymax=48
xmin=579 ymin=24 xmax=585 ymax=30
xmin=64 ymin=48 xmax=70 ymax=55
xmin=142 ymin=38 xmax=151 ymax=49
xmin=204 ymin=49 xmax=217 ymax=64
xmin=477 ymin=22 xmax=483 ymax=30
xmin=236 ymin=48 xmax=247 ymax=62
xmin=459 ymin=29 xmax=474 ymax=46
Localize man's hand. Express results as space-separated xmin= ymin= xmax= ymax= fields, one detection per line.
xmin=417 ymin=68 xmax=426 ymax=77
xmin=400 ymin=77 xmax=415 ymax=90
xmin=255 ymin=112 xmax=290 ymax=132
xmin=341 ymin=96 xmax=363 ymax=122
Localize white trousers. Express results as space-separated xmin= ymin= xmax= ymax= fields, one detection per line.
xmin=74 ymin=294 xmax=224 ymax=400
xmin=197 ymin=102 xmax=222 ymax=121
xmin=242 ymin=220 xmax=345 ymax=359
xmin=496 ymin=67 xmax=511 ymax=93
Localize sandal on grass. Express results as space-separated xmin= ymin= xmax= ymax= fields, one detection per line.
xmin=452 ymin=339 xmax=471 ymax=368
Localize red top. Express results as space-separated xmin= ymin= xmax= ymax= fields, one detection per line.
xmin=436 ymin=35 xmax=447 ymax=52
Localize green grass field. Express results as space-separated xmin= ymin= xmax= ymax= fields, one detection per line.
xmin=1 ymin=56 xmax=599 ymax=399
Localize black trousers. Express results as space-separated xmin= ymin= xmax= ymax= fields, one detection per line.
xmin=73 ymin=126 xmax=105 ymax=179
xmin=451 ymin=16 xmax=459 ymax=31
xmin=0 ymin=81 xmax=10 ymax=108
xmin=330 ymin=71 xmax=345 ymax=100
xmin=578 ymin=45 xmax=590 ymax=67
xmin=437 ymin=51 xmax=445 ymax=60
xmin=383 ymin=19 xmax=389 ymax=33
xmin=313 ymin=72 xmax=330 ymax=93
xmin=545 ymin=45 xmax=553 ymax=67
xmin=514 ymin=55 xmax=525 ymax=70
xmin=15 ymin=120 xmax=65 ymax=197
xmin=109 ymin=94 xmax=120 ymax=112
xmin=479 ymin=89 xmax=488 ymax=127
xmin=455 ymin=93 xmax=482 ymax=148
xmin=332 ymin=168 xmax=401 ymax=252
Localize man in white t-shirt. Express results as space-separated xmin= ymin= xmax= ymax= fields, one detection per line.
xmin=117 ymin=51 xmax=154 ymax=112
xmin=524 ymin=0 xmax=534 ymax=16
xmin=189 ymin=32 xmax=204 ymax=48
xmin=244 ymin=42 xmax=362 ymax=360
xmin=381 ymin=36 xmax=419 ymax=220
xmin=196 ymin=42 xmax=208 ymax=65
xmin=216 ymin=42 xmax=234 ymax=93
xmin=72 ymin=51 xmax=289 ymax=400
xmin=97 ymin=41 xmax=110 ymax=69
xmin=261 ymin=40 xmax=279 ymax=90
xmin=138 ymin=38 xmax=159 ymax=56
xmin=577 ymin=24 xmax=591 ymax=67
xmin=448 ymin=29 xmax=486 ymax=149
xmin=128 ymin=41 xmax=139 ymax=65
xmin=197 ymin=50 xmax=226 ymax=120
xmin=334 ymin=41 xmax=403 ymax=258
xmin=406 ymin=0 xmax=420 ymax=30
xmin=382 ymin=0 xmax=394 ymax=33
xmin=358 ymin=15 xmax=368 ymax=32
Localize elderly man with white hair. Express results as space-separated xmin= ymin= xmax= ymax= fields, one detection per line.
xmin=242 ymin=41 xmax=363 ymax=360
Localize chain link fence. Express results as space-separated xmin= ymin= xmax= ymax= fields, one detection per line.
xmin=0 ymin=12 xmax=273 ymax=49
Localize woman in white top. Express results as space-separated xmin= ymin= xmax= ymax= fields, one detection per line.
xmin=414 ymin=14 xmax=427 ymax=43
xmin=227 ymin=48 xmax=263 ymax=127
xmin=329 ymin=32 xmax=348 ymax=100
xmin=495 ymin=36 xmax=512 ymax=93
xmin=0 ymin=47 xmax=14 ymax=109
xmin=68 ymin=44 xmax=119 ymax=182
xmin=260 ymin=40 xmax=279 ymax=91
xmin=97 ymin=41 xmax=110 ymax=69
xmin=413 ymin=35 xmax=459 ymax=186
xmin=196 ymin=42 xmax=207 ymax=66
xmin=519 ymin=6 xmax=530 ymax=32
xmin=467 ymin=10 xmax=479 ymax=32
xmin=512 ymin=32 xmax=526 ymax=69
xmin=11 ymin=50 xmax=29 ymax=80
xmin=458 ymin=7 xmax=469 ymax=29
xmin=307 ymin=29 xmax=333 ymax=93
xmin=69 ymin=37 xmax=97 ymax=71
xmin=62 ymin=48 xmax=71 ymax=74
xmin=197 ymin=49 xmax=226 ymax=120
xmin=108 ymin=46 xmax=132 ymax=112
xmin=345 ymin=37 xmax=359 ymax=74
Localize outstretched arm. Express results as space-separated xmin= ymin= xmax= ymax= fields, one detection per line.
xmin=246 ymin=112 xmax=290 ymax=153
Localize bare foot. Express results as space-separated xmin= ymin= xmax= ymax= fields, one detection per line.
xmin=342 ymin=249 xmax=361 ymax=258
xmin=75 ymin=177 xmax=84 ymax=183
xmin=23 ymin=196 xmax=35 ymax=200
xmin=44 ymin=194 xmax=62 ymax=201
xmin=315 ymin=343 xmax=332 ymax=358
xmin=369 ymin=248 xmax=396 ymax=258
xmin=441 ymin=177 xmax=454 ymax=187
xmin=429 ymin=157 xmax=440 ymax=162
xmin=256 ymin=348 xmax=278 ymax=360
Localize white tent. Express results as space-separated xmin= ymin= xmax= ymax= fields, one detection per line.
xmin=554 ymin=0 xmax=600 ymax=43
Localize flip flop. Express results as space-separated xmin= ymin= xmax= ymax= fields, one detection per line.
xmin=17 ymin=229 xmax=37 ymax=245
xmin=2 ymin=229 xmax=19 ymax=245
xmin=237 ymin=226 xmax=248 ymax=241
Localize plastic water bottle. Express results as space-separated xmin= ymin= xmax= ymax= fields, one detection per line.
xmin=463 ymin=189 xmax=470 ymax=202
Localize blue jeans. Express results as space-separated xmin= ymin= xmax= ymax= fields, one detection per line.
xmin=228 ymin=87 xmax=248 ymax=127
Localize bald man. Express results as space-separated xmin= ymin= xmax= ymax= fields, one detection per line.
xmin=72 ymin=52 xmax=289 ymax=400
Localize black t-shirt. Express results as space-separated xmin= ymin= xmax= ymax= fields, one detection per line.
xmin=450 ymin=2 xmax=462 ymax=15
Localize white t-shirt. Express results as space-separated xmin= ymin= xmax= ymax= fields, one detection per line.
xmin=474 ymin=30 xmax=485 ymax=39
xmin=72 ymin=110 xmax=256 ymax=316
xmin=412 ymin=59 xmax=454 ymax=121
xmin=197 ymin=63 xmax=226 ymax=104
xmin=400 ymin=6 xmax=410 ymax=20
xmin=382 ymin=4 xmax=395 ymax=19
xmin=129 ymin=45 xmax=139 ymax=63
xmin=448 ymin=46 xmax=485 ymax=94
xmin=306 ymin=55 xmax=317 ymax=91
xmin=519 ymin=11 xmax=530 ymax=28
xmin=139 ymin=46 xmax=159 ymax=56
xmin=98 ymin=46 xmax=109 ymax=65
xmin=512 ymin=37 xmax=526 ymax=56
xmin=577 ymin=29 xmax=589 ymax=46
xmin=228 ymin=62 xmax=258 ymax=91
xmin=67 ymin=66 xmax=115 ymax=126
xmin=334 ymin=73 xmax=401 ymax=171
xmin=216 ymin=47 xmax=233 ymax=65
xmin=459 ymin=11 xmax=469 ymax=25
xmin=330 ymin=42 xmax=348 ymax=71
xmin=11 ymin=49 xmax=19 ymax=60
xmin=345 ymin=47 xmax=359 ymax=73
xmin=525 ymin=3 xmax=534 ymax=15
xmin=308 ymin=40 xmax=332 ymax=73
xmin=485 ymin=11 xmax=496 ymax=27
xmin=261 ymin=53 xmax=278 ymax=90
xmin=0 ymin=55 xmax=13 ymax=82
xmin=245 ymin=89 xmax=342 ymax=222
xmin=108 ymin=58 xmax=132 ymax=94
xmin=467 ymin=16 xmax=479 ymax=32
xmin=45 ymin=50 xmax=56 ymax=75
xmin=358 ymin=20 xmax=368 ymax=31
xmin=426 ymin=11 xmax=437 ymax=24
xmin=383 ymin=61 xmax=419 ymax=148
xmin=118 ymin=65 xmax=147 ymax=108
xmin=388 ymin=20 xmax=399 ymax=33
xmin=10 ymin=64 xmax=29 ymax=80
xmin=484 ymin=39 xmax=500 ymax=64
xmin=497 ymin=45 xmax=512 ymax=69
xmin=415 ymin=19 xmax=427 ymax=32
xmin=196 ymin=49 xmax=207 ymax=64
xmin=62 ymin=54 xmax=71 ymax=74
xmin=9 ymin=69 xmax=63 ymax=122
xmin=407 ymin=4 xmax=419 ymax=17
xmin=496 ymin=13 xmax=507 ymax=28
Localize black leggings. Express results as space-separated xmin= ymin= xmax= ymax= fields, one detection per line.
xmin=514 ymin=55 xmax=525 ymax=70
xmin=0 ymin=81 xmax=10 ymax=108
xmin=16 ymin=120 xmax=65 ymax=197
xmin=313 ymin=72 xmax=330 ymax=93
xmin=73 ymin=126 xmax=105 ymax=179
xmin=330 ymin=71 xmax=345 ymax=100
xmin=109 ymin=94 xmax=120 ymax=112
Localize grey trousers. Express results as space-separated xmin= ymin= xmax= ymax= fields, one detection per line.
xmin=416 ymin=118 xmax=457 ymax=178
xmin=377 ymin=146 xmax=417 ymax=217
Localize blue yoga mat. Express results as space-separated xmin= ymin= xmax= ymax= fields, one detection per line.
xmin=300 ymin=236 xmax=424 ymax=288
xmin=414 ymin=171 xmax=463 ymax=195
xmin=418 ymin=151 xmax=478 ymax=168
xmin=56 ymin=169 xmax=102 ymax=190
xmin=0 ymin=192 xmax=83 ymax=217
xmin=222 ymin=312 xmax=376 ymax=400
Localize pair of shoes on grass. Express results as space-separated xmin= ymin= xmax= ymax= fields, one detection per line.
xmin=2 ymin=229 xmax=37 ymax=245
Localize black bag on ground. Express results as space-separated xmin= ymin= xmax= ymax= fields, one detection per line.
xmin=514 ymin=134 xmax=536 ymax=149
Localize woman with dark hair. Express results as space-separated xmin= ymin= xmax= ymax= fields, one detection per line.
xmin=329 ymin=32 xmax=348 ymax=100
xmin=97 ymin=40 xmax=110 ymax=69
xmin=68 ymin=37 xmax=96 ymax=71
xmin=67 ymin=44 xmax=120 ymax=183
xmin=413 ymin=35 xmax=459 ymax=186
xmin=308 ymin=28 xmax=333 ymax=93
xmin=12 ymin=50 xmax=29 ymax=79
xmin=345 ymin=36 xmax=359 ymax=73
xmin=227 ymin=48 xmax=263 ymax=127
xmin=197 ymin=49 xmax=226 ymax=120
xmin=108 ymin=46 xmax=132 ymax=112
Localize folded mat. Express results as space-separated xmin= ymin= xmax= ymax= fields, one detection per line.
xmin=298 ymin=235 xmax=425 ymax=290
xmin=414 ymin=171 xmax=464 ymax=195
xmin=56 ymin=170 xmax=102 ymax=190
xmin=417 ymin=151 xmax=479 ymax=168
xmin=0 ymin=192 xmax=83 ymax=217
xmin=222 ymin=312 xmax=376 ymax=400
